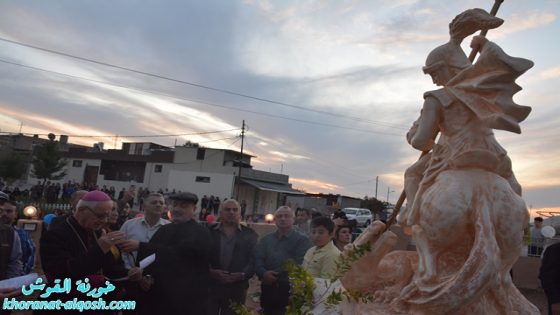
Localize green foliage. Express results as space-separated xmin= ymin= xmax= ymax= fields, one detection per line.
xmin=31 ymin=140 xmax=67 ymax=183
xmin=329 ymin=241 xmax=372 ymax=282
xmin=325 ymin=288 xmax=343 ymax=308
xmin=233 ymin=243 xmax=375 ymax=315
xmin=285 ymin=259 xmax=315 ymax=315
xmin=229 ymin=301 xmax=254 ymax=315
xmin=287 ymin=242 xmax=375 ymax=313
xmin=0 ymin=153 xmax=28 ymax=185
xmin=325 ymin=287 xmax=374 ymax=310
xmin=324 ymin=242 xmax=374 ymax=310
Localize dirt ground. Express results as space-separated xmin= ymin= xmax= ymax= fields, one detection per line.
xmin=9 ymin=278 xmax=549 ymax=314
xmin=245 ymin=278 xmax=550 ymax=314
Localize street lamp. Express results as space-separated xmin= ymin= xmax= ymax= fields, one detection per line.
xmin=265 ymin=213 xmax=274 ymax=224
xmin=23 ymin=205 xmax=38 ymax=219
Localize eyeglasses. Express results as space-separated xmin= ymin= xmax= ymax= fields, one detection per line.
xmin=85 ymin=207 xmax=109 ymax=221
xmin=223 ymin=207 xmax=239 ymax=212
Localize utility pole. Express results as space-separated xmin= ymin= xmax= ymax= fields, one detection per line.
xmin=375 ymin=176 xmax=378 ymax=199
xmin=236 ymin=120 xmax=245 ymax=200
xmin=387 ymin=187 xmax=390 ymax=204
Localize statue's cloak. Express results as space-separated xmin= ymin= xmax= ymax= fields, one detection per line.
xmin=445 ymin=41 xmax=533 ymax=133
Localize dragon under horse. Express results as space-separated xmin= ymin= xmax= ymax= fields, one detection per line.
xmin=329 ymin=7 xmax=540 ymax=315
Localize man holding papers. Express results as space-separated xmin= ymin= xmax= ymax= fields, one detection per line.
xmin=132 ymin=192 xmax=212 ymax=315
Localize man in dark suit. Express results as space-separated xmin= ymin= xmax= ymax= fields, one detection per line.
xmin=135 ymin=192 xmax=212 ymax=315
xmin=208 ymin=199 xmax=258 ymax=315
xmin=540 ymin=241 xmax=560 ymax=315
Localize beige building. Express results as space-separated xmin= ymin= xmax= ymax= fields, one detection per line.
xmin=6 ymin=135 xmax=302 ymax=215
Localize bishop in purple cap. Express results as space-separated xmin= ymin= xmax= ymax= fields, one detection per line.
xmin=38 ymin=190 xmax=143 ymax=314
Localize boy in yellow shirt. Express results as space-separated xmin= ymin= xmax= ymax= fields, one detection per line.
xmin=302 ymin=216 xmax=341 ymax=279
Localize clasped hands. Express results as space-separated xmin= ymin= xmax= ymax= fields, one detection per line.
xmin=209 ymin=269 xmax=244 ymax=284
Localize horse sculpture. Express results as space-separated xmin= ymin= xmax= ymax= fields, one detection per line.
xmin=327 ymin=7 xmax=540 ymax=315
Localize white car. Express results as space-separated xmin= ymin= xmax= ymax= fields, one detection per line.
xmin=342 ymin=208 xmax=373 ymax=227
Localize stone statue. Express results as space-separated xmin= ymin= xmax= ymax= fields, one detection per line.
xmin=330 ymin=8 xmax=540 ymax=315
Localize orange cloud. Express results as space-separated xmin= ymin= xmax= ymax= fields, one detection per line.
xmin=0 ymin=106 xmax=131 ymax=148
xmin=290 ymin=177 xmax=339 ymax=192
xmin=530 ymin=207 xmax=560 ymax=220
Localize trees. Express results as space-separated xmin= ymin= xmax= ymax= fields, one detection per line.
xmin=361 ymin=196 xmax=386 ymax=216
xmin=0 ymin=153 xmax=28 ymax=186
xmin=31 ymin=134 xmax=67 ymax=185
xmin=182 ymin=140 xmax=200 ymax=147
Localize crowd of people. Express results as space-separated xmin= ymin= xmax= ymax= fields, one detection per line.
xmin=1 ymin=188 xmax=558 ymax=314
xmin=0 ymin=181 xmax=103 ymax=203
xmin=0 ymin=180 xmax=238 ymax=214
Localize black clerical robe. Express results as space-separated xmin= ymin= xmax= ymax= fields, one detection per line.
xmin=138 ymin=219 xmax=212 ymax=315
xmin=540 ymin=242 xmax=560 ymax=315
xmin=38 ymin=216 xmax=128 ymax=314
xmin=41 ymin=216 xmax=127 ymax=281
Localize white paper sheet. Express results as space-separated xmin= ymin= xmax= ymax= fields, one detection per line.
xmin=139 ymin=253 xmax=155 ymax=269
xmin=106 ymin=275 xmax=129 ymax=282
xmin=105 ymin=254 xmax=156 ymax=282
xmin=0 ymin=273 xmax=39 ymax=289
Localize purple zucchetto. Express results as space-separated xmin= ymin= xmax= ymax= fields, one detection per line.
xmin=81 ymin=190 xmax=111 ymax=202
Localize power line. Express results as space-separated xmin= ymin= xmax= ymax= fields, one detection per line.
xmin=0 ymin=129 xmax=240 ymax=138
xmin=0 ymin=37 xmax=407 ymax=129
xmin=0 ymin=58 xmax=403 ymax=136
xmin=242 ymin=132 xmax=254 ymax=157
xmin=197 ymin=136 xmax=239 ymax=144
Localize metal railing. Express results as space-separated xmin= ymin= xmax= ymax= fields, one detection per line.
xmin=522 ymin=235 xmax=560 ymax=257
xmin=14 ymin=200 xmax=71 ymax=215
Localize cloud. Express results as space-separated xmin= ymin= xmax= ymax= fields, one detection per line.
xmin=529 ymin=207 xmax=560 ymax=220
xmin=268 ymin=151 xmax=310 ymax=161
xmin=290 ymin=177 xmax=340 ymax=192
xmin=533 ymin=66 xmax=560 ymax=81
xmin=524 ymin=185 xmax=560 ymax=209
xmin=493 ymin=11 xmax=556 ymax=38
xmin=0 ymin=0 xmax=558 ymax=210
xmin=0 ymin=105 xmax=134 ymax=147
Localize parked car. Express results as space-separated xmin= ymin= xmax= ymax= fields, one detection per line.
xmin=351 ymin=227 xmax=365 ymax=241
xmin=342 ymin=208 xmax=373 ymax=227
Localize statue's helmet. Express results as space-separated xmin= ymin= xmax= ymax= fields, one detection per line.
xmin=422 ymin=42 xmax=470 ymax=75
xmin=423 ymin=8 xmax=503 ymax=75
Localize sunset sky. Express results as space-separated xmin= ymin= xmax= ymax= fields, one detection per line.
xmin=0 ymin=0 xmax=558 ymax=213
